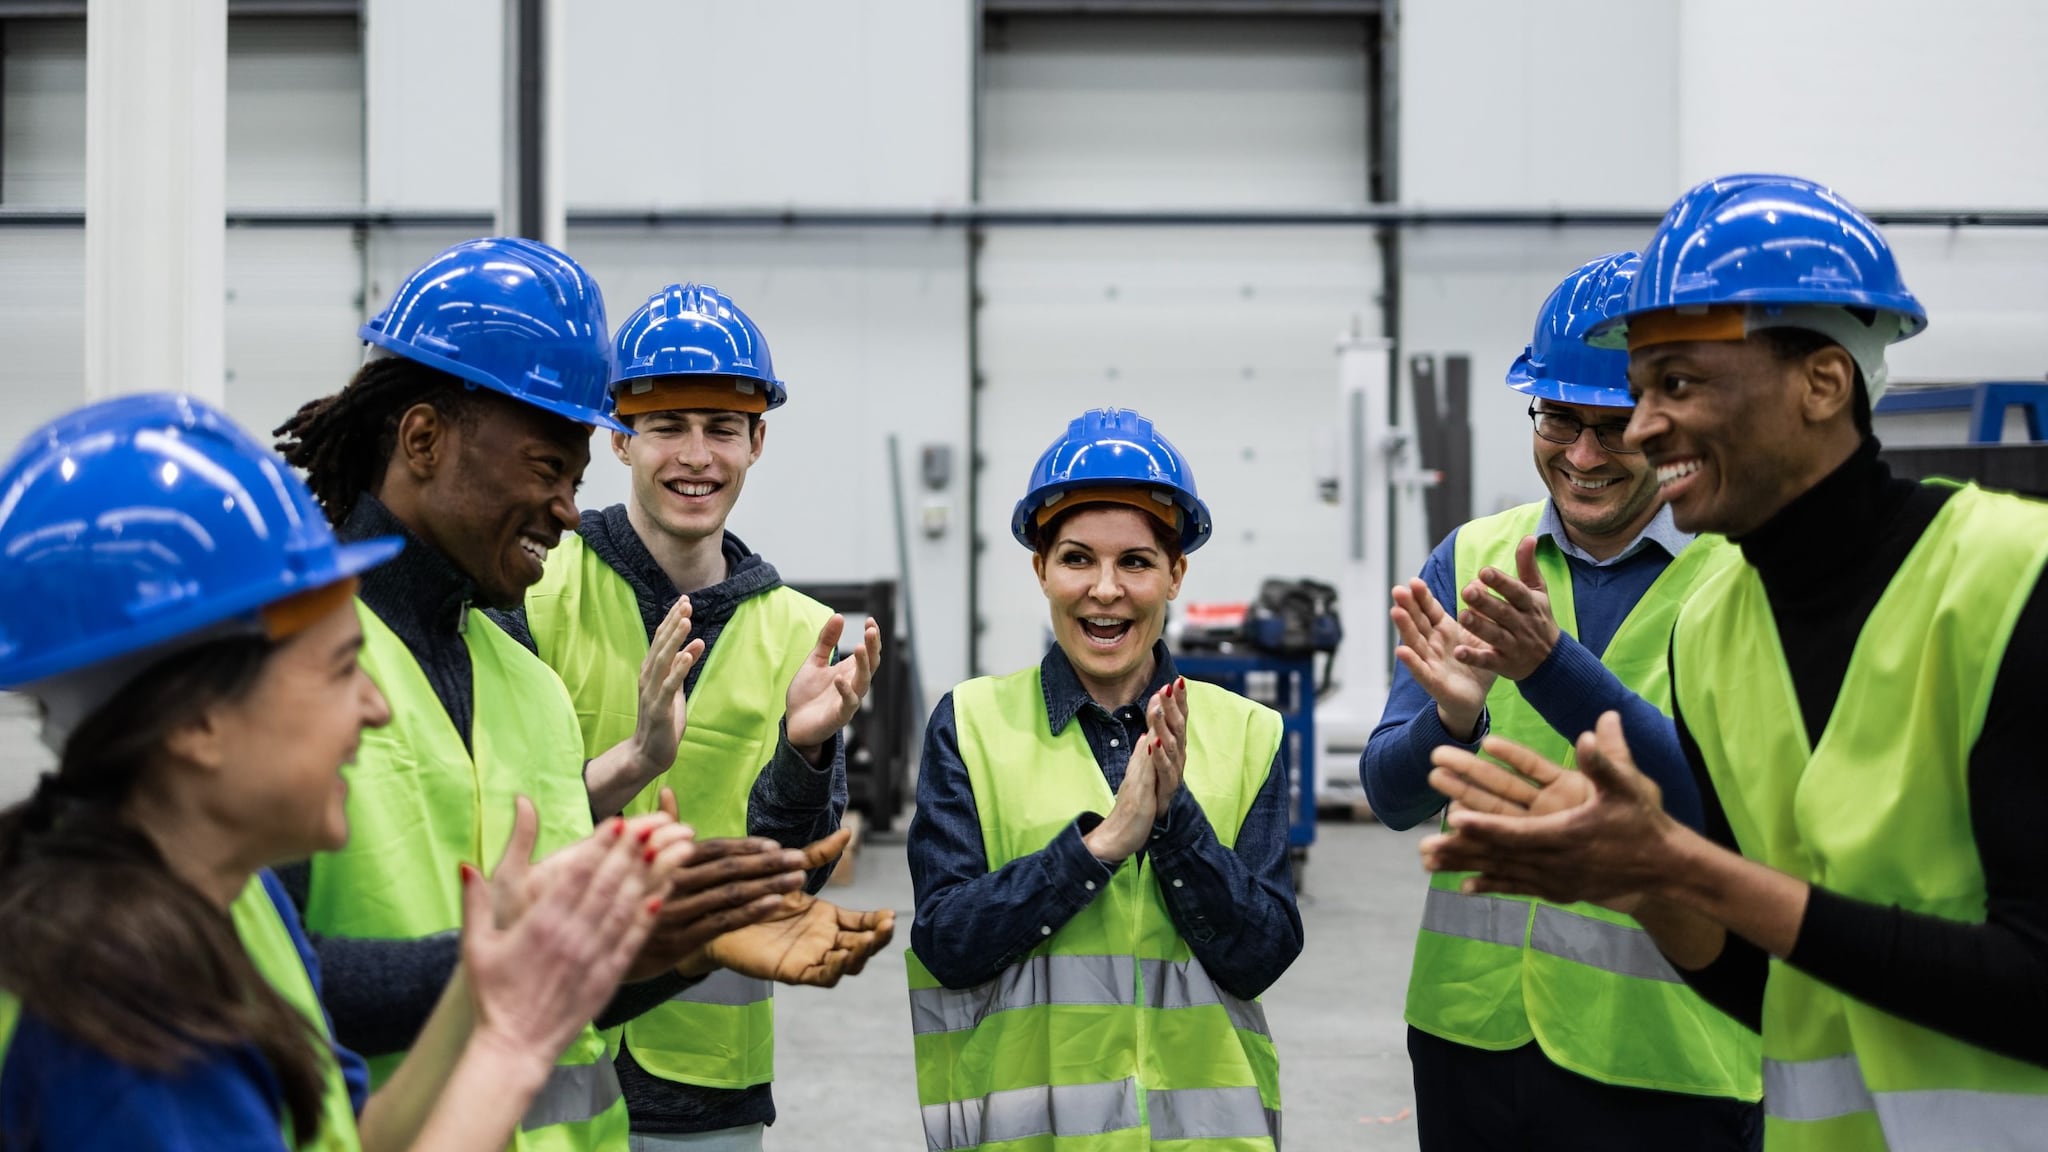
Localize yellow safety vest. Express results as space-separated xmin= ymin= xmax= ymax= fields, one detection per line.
xmin=0 ymin=876 xmax=363 ymax=1151
xmin=907 ymin=666 xmax=1285 ymax=1150
xmin=1675 ymin=483 xmax=2048 ymax=1150
xmin=524 ymin=534 xmax=832 ymax=1090
xmin=303 ymin=601 xmax=628 ymax=1151
xmin=1406 ymin=502 xmax=1761 ymax=1099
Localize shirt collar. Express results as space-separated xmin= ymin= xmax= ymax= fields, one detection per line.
xmin=1534 ymin=500 xmax=1693 ymax=567
xmin=1039 ymin=639 xmax=1180 ymax=735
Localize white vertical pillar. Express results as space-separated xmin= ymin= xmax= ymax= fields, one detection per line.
xmin=84 ymin=0 xmax=227 ymax=402
xmin=1315 ymin=333 xmax=1396 ymax=802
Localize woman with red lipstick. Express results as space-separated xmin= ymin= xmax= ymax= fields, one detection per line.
xmin=0 ymin=394 xmax=691 ymax=1151
xmin=903 ymin=407 xmax=1302 ymax=1151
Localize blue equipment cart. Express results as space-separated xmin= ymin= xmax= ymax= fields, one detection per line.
xmin=1173 ymin=652 xmax=1317 ymax=891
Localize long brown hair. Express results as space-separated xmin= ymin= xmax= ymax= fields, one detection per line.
xmin=0 ymin=635 xmax=329 ymax=1144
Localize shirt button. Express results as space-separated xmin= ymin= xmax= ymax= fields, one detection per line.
xmin=1172 ymin=879 xmax=1185 ymax=889
xmin=1109 ymin=738 xmax=1120 ymax=748
xmin=1040 ymin=925 xmax=1053 ymax=936
xmin=1084 ymin=881 xmax=1097 ymax=891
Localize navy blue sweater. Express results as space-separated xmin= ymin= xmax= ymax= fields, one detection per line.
xmin=1359 ymin=507 xmax=1704 ymax=833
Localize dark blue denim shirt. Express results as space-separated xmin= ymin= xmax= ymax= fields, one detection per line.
xmin=908 ymin=641 xmax=1304 ymax=1003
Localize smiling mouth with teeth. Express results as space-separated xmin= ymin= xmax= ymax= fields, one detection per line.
xmin=666 ymin=480 xmax=720 ymax=498
xmin=1563 ymin=474 xmax=1618 ymax=492
xmin=1079 ymin=616 xmax=1133 ymax=645
xmin=1656 ymin=459 xmax=1701 ymax=487
xmin=518 ymin=537 xmax=549 ymax=563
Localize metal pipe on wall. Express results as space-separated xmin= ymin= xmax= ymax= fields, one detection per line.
xmin=11 ymin=207 xmax=2048 ymax=230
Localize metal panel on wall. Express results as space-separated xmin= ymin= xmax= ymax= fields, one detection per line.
xmin=563 ymin=0 xmax=971 ymax=210
xmin=1 ymin=19 xmax=85 ymax=205
xmin=975 ymin=15 xmax=1379 ymax=677
xmin=980 ymin=15 xmax=1372 ymax=207
xmin=0 ymin=227 xmax=84 ymax=455
xmin=226 ymin=16 xmax=364 ymax=206
xmin=976 ymin=227 xmax=1378 ymax=676
xmin=224 ymin=226 xmax=366 ymax=436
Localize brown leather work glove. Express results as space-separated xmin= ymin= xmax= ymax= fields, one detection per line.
xmin=694 ymin=828 xmax=897 ymax=987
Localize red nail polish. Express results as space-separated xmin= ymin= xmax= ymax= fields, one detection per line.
xmin=459 ymin=863 xmax=477 ymax=886
xmin=646 ymin=896 xmax=663 ymax=915
xmin=643 ymin=845 xmax=658 ymax=863
xmin=611 ymin=819 xmax=626 ymax=839
xmin=637 ymin=826 xmax=655 ymax=845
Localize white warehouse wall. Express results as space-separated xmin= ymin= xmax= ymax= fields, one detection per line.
xmin=564 ymin=0 xmax=971 ymax=210
xmin=1399 ymin=0 xmax=2048 ymax=516
xmin=559 ymin=0 xmax=975 ymax=694
xmin=2 ymin=1 xmax=2045 ymax=746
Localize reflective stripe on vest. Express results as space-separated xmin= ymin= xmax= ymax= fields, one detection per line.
xmin=523 ymin=1061 xmax=625 ymax=1132
xmin=1139 ymin=958 xmax=1273 ymax=1037
xmin=671 ymin=969 xmax=775 ymax=1010
xmin=229 ymin=877 xmax=364 ymax=1151
xmin=919 ymin=1080 xmax=1279 ymax=1152
xmin=1149 ymin=1086 xmax=1282 ymax=1145
xmin=1420 ymin=889 xmax=1681 ymax=984
xmin=527 ymin=535 xmax=831 ymax=1092
xmin=907 ymin=954 xmax=1269 ymax=1042
xmin=909 ymin=666 xmax=1285 ymax=1151
xmin=1676 ymin=485 xmax=2048 ymax=1151
xmin=1766 ymin=1053 xmax=2048 ymax=1150
xmin=922 ymin=1078 xmax=1141 ymax=1151
xmin=910 ymin=954 xmax=1136 ymax=1034
xmin=1405 ymin=503 xmax=1759 ymax=1100
xmin=306 ymin=602 xmax=627 ymax=1149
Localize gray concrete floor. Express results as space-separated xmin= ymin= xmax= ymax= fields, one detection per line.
xmin=0 ymin=696 xmax=1428 ymax=1149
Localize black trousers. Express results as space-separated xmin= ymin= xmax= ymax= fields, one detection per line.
xmin=1408 ymin=1026 xmax=1762 ymax=1152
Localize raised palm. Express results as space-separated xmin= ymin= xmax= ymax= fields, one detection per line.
xmin=1391 ymin=577 xmax=1494 ymax=733
xmin=785 ymin=614 xmax=883 ymax=756
xmin=705 ymin=892 xmax=896 ymax=987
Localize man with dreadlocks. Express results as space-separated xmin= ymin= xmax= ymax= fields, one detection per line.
xmin=272 ymin=237 xmax=895 ymax=1152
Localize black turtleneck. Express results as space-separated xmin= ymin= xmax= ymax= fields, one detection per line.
xmin=340 ymin=493 xmax=480 ymax=748
xmin=1672 ymin=439 xmax=2048 ymax=1066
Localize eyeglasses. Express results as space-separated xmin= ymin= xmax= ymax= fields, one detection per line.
xmin=1528 ymin=405 xmax=1640 ymax=454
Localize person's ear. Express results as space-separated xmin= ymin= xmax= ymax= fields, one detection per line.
xmin=611 ymin=427 xmax=633 ymax=466
xmin=1799 ymin=345 xmax=1858 ymax=427
xmin=749 ymin=418 xmax=766 ymax=465
xmin=1166 ymin=554 xmax=1188 ymax=600
xmin=160 ymin=705 xmax=231 ymax=776
xmin=394 ymin=403 xmax=451 ymax=481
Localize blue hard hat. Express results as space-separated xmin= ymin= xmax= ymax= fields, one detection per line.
xmin=611 ymin=283 xmax=785 ymax=411
xmin=361 ymin=237 xmax=627 ymax=433
xmin=0 ymin=393 xmax=401 ymax=688
xmin=1589 ymin=174 xmax=1927 ymax=347
xmin=1506 ymin=252 xmax=1641 ymax=408
xmin=1012 ymin=408 xmax=1212 ymax=554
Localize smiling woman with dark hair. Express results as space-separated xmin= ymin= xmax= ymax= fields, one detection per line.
xmin=904 ymin=407 xmax=1302 ymax=1152
xmin=0 ymin=393 xmax=687 ymax=1151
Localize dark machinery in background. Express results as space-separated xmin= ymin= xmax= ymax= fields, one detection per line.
xmin=1876 ymin=380 xmax=2048 ymax=497
xmin=1409 ymin=354 xmax=1476 ymax=547
xmin=1176 ymin=580 xmax=1344 ymax=889
xmin=791 ymin=579 xmax=916 ymax=832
